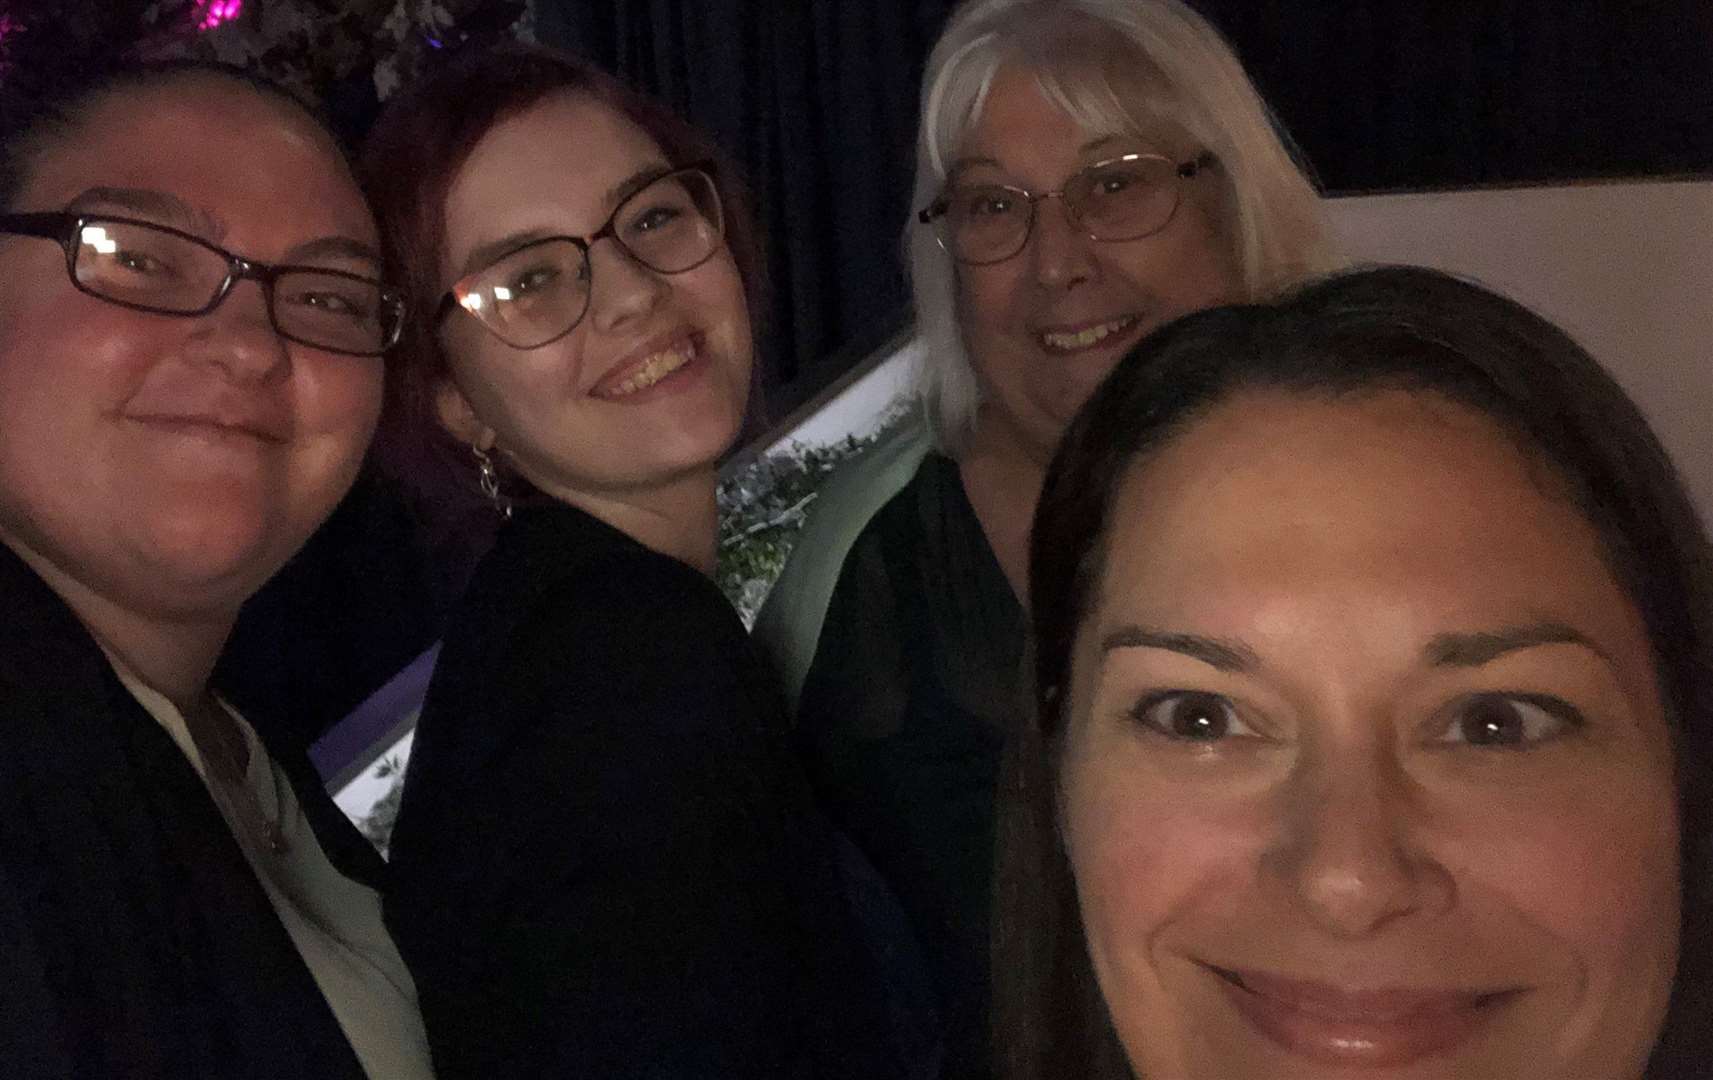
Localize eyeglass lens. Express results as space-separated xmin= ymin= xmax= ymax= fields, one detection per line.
xmin=71 ymin=219 xmax=396 ymax=355
xmin=454 ymin=169 xmax=724 ymax=349
xmin=937 ymin=155 xmax=1183 ymax=264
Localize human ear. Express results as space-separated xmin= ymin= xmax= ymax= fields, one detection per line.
xmin=433 ymin=379 xmax=495 ymax=451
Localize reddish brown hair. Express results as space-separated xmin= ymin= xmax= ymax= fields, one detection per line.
xmin=360 ymin=42 xmax=765 ymax=563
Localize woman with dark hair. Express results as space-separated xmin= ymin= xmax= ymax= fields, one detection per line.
xmin=0 ymin=59 xmax=427 ymax=1077
xmin=363 ymin=42 xmax=899 ymax=1079
xmin=1001 ymin=264 xmax=1713 ymax=1079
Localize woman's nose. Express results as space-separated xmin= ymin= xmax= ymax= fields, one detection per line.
xmin=1026 ymin=196 xmax=1100 ymax=291
xmin=587 ymin=240 xmax=669 ymax=333
xmin=187 ymin=279 xmax=291 ymax=382
xmin=1260 ymin=748 xmax=1456 ymax=938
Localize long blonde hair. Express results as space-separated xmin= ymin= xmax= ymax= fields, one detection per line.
xmin=906 ymin=0 xmax=1342 ymax=450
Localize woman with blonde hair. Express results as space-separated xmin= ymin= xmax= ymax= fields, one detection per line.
xmin=758 ymin=0 xmax=1341 ymax=1074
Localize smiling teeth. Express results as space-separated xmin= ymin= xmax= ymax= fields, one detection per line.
xmin=1041 ymin=317 xmax=1136 ymax=352
xmin=609 ymin=341 xmax=695 ymax=397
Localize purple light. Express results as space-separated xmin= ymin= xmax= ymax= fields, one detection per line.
xmin=197 ymin=0 xmax=243 ymax=30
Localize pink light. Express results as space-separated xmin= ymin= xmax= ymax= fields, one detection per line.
xmin=196 ymin=0 xmax=243 ymax=30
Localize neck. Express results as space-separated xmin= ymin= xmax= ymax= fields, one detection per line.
xmin=957 ymin=409 xmax=1051 ymax=605
xmin=3 ymin=535 xmax=230 ymax=712
xmin=546 ymin=466 xmax=721 ymax=575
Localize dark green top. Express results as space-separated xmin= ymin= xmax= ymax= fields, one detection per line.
xmin=797 ymin=452 xmax=1027 ymax=1080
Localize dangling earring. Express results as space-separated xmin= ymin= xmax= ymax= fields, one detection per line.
xmin=472 ymin=443 xmax=513 ymax=520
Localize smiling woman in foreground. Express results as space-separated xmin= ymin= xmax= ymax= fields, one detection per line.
xmin=1001 ymin=265 xmax=1713 ymax=1079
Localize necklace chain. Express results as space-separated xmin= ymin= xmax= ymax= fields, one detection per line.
xmin=184 ymin=696 xmax=291 ymax=855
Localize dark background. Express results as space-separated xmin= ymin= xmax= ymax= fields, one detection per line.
xmin=224 ymin=0 xmax=1713 ymax=738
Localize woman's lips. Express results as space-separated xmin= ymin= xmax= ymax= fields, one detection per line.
xmin=1209 ymin=964 xmax=1519 ymax=1068
xmin=128 ymin=412 xmax=287 ymax=444
xmin=1035 ymin=314 xmax=1140 ymax=355
xmin=589 ymin=332 xmax=704 ymax=401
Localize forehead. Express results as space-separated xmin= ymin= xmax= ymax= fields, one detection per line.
xmin=17 ymin=76 xmax=375 ymax=248
xmin=447 ymin=93 xmax=665 ymax=226
xmin=1097 ymin=390 xmax=1627 ymax=631
xmin=957 ymin=64 xmax=1186 ymax=176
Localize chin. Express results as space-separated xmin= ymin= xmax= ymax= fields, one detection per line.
xmin=130 ymin=510 xmax=291 ymax=609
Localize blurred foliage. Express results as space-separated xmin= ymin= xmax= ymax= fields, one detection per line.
xmin=0 ymin=0 xmax=529 ymax=109
xmin=716 ymin=428 xmax=891 ymax=627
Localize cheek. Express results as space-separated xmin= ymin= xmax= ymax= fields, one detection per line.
xmin=1110 ymin=209 xmax=1239 ymax=311
xmin=285 ymin=354 xmax=382 ymax=505
xmin=695 ymin=257 xmax=753 ymax=367
xmin=1459 ymin=772 xmax=1680 ymax=968
xmin=296 ymin=353 xmax=383 ymax=442
xmin=0 ymin=305 xmax=147 ymax=452
xmin=1062 ymin=741 xmax=1251 ymax=981
xmin=446 ymin=338 xmax=555 ymax=439
xmin=955 ymin=264 xmax=1025 ymax=343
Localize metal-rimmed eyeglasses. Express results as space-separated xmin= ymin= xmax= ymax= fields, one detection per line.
xmin=918 ymin=151 xmax=1217 ymax=266
xmin=0 ymin=211 xmax=406 ymax=357
xmin=438 ymin=163 xmax=725 ymax=351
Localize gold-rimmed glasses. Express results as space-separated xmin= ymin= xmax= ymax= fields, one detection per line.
xmin=918 ymin=151 xmax=1216 ymax=266
xmin=438 ymin=163 xmax=725 ymax=350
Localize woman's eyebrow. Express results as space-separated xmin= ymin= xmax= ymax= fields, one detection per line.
xmin=1099 ymin=626 xmax=1259 ymax=673
xmin=457 ymin=227 xmax=558 ymax=280
xmin=66 ymin=186 xmax=217 ymax=236
xmin=945 ymin=156 xmax=1002 ymax=183
xmin=1425 ymin=622 xmax=1609 ymax=667
xmin=601 ymin=163 xmax=674 ymax=208
xmin=286 ymin=235 xmax=384 ymax=272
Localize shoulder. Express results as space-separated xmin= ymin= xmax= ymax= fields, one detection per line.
xmin=415 ymin=505 xmax=760 ymax=759
xmin=751 ymin=414 xmax=935 ymax=707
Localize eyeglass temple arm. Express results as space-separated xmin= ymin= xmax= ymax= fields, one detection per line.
xmin=0 ymin=212 xmax=74 ymax=239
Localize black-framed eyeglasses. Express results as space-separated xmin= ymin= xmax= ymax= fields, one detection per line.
xmin=438 ymin=163 xmax=725 ymax=351
xmin=0 ymin=212 xmax=406 ymax=357
xmin=918 ymin=151 xmax=1217 ymax=266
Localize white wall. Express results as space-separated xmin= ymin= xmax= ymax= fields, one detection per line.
xmin=1328 ymin=179 xmax=1713 ymax=518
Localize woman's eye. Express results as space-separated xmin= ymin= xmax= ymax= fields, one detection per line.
xmin=1437 ymin=694 xmax=1584 ymax=749
xmin=113 ymin=249 xmax=175 ymax=277
xmin=630 ymin=204 xmax=684 ymax=232
xmin=507 ymin=266 xmax=560 ymax=296
xmin=1092 ymin=171 xmax=1135 ymax=195
xmin=966 ymin=191 xmax=1015 ymax=218
xmin=1128 ymin=691 xmax=1255 ymax=742
xmin=295 ymin=290 xmax=369 ymax=318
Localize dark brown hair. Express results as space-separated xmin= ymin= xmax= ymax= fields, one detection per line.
xmin=999 ymin=264 xmax=1713 ymax=1080
xmin=360 ymin=42 xmax=766 ymax=568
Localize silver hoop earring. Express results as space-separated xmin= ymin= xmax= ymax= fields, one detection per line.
xmin=472 ymin=443 xmax=513 ymax=520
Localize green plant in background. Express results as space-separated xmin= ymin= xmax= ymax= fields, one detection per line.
xmin=716 ymin=424 xmax=896 ymax=627
xmin=357 ymin=752 xmax=409 ymax=857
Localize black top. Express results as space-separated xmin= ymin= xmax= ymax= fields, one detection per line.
xmin=0 ymin=542 xmax=379 ymax=1079
xmin=796 ymin=453 xmax=1028 ymax=1080
xmin=384 ymin=501 xmax=900 ymax=1079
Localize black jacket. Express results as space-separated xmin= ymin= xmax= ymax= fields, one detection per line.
xmin=385 ymin=502 xmax=900 ymax=1079
xmin=0 ymin=542 xmax=382 ymax=1078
